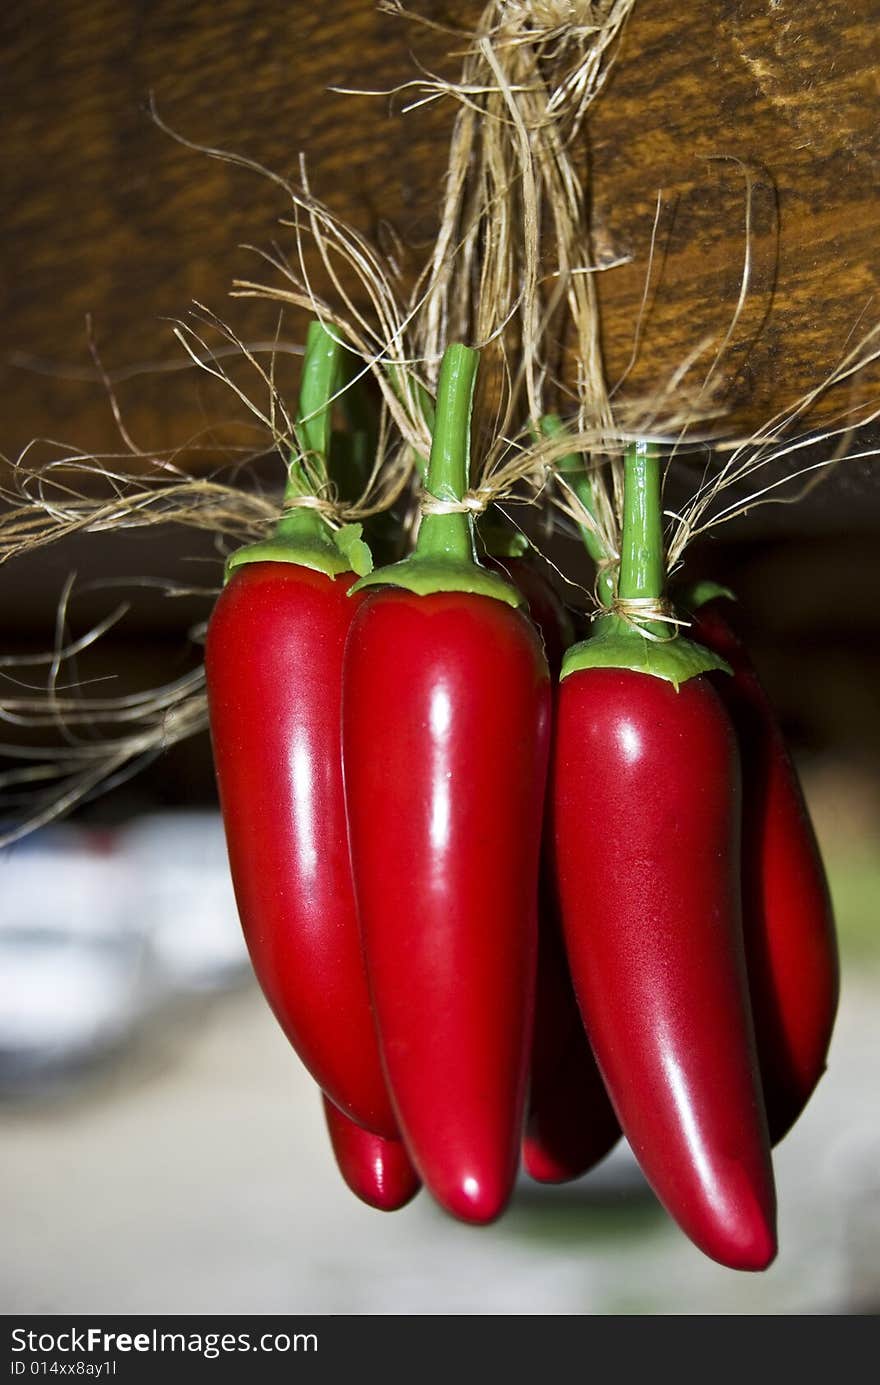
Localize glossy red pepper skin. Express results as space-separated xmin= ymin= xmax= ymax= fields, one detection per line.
xmin=691 ymin=599 xmax=839 ymax=1143
xmin=494 ymin=561 xmax=621 ymax=1184
xmin=205 ymin=561 xmax=396 ymax=1137
xmin=343 ymin=588 xmax=551 ymax=1223
xmin=322 ymin=1096 xmax=421 ymax=1212
xmin=553 ymin=667 xmax=777 ymax=1270
xmin=523 ymin=911 xmax=621 ymax=1182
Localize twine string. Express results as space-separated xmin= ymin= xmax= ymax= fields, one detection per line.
xmin=280 ymin=493 xmax=340 ymax=520
xmin=419 ymin=486 xmax=495 ymax=517
xmin=601 ymin=594 xmax=687 ymax=643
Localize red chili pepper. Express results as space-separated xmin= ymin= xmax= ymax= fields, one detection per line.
xmin=552 ymin=442 xmax=776 ymax=1270
xmin=322 ymin=1096 xmax=421 ymax=1212
xmin=484 ymin=536 xmax=621 ymax=1184
xmin=686 ymin=588 xmax=839 ymax=1143
xmin=205 ymin=324 xmax=396 ymax=1137
xmin=343 ymin=345 xmax=551 ymax=1223
xmin=523 ymin=910 xmax=621 ymax=1183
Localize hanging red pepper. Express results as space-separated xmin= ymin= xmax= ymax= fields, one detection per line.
xmin=322 ymin=1097 xmax=421 ymax=1212
xmin=552 ymin=441 xmax=777 ymax=1270
xmin=684 ymin=586 xmax=839 ymax=1143
xmin=343 ymin=344 xmax=551 ymax=1223
xmin=514 ymin=418 xmax=621 ymax=1185
xmin=205 ymin=323 xmax=396 ymax=1137
xmin=523 ymin=912 xmax=621 ymax=1183
xmin=483 ymin=519 xmax=621 ymax=1184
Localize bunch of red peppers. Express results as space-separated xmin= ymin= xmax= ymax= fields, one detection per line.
xmin=205 ymin=328 xmax=838 ymax=1271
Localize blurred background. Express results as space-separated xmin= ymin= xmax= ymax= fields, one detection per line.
xmin=1 ymin=777 xmax=879 ymax=1315
xmin=2 ymin=0 xmax=879 ymax=1316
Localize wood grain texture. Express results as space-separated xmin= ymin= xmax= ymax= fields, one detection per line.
xmin=1 ymin=1 xmax=878 ymax=508
xmin=0 ymin=0 xmax=452 ymax=462
xmin=589 ymin=0 xmax=880 ymax=439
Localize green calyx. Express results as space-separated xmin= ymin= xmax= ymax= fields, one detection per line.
xmin=225 ymin=320 xmax=374 ymax=583
xmin=561 ymin=440 xmax=730 ymax=688
xmin=561 ymin=617 xmax=731 ymax=688
xmin=225 ymin=520 xmax=371 ymax=581
xmin=677 ymin=579 xmax=737 ymax=614
xmin=352 ymin=344 xmax=522 ymax=608
xmin=354 ymin=554 xmax=520 ymax=604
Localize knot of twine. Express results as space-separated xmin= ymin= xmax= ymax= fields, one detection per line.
xmin=281 ymin=493 xmax=340 ymax=521
xmin=599 ymin=595 xmax=685 ymax=643
xmin=419 ymin=486 xmax=495 ymax=518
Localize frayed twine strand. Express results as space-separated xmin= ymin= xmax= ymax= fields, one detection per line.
xmin=419 ymin=487 xmax=495 ymax=516
xmin=602 ymin=596 xmax=685 ymax=642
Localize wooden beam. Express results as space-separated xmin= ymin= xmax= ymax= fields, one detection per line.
xmin=1 ymin=1 xmax=878 ymax=501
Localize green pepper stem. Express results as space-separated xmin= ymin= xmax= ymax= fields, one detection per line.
xmin=350 ymin=343 xmax=520 ymax=606
xmin=293 ymin=320 xmax=340 ymax=465
xmin=224 ymin=319 xmax=361 ymax=580
xmin=274 ymin=321 xmax=342 ymax=549
xmin=559 ymin=443 xmax=734 ymax=685
xmin=413 ymin=344 xmax=479 ymax=565
xmin=541 ymin=414 xmax=616 ymax=607
xmin=618 ymin=439 xmax=664 ymax=603
xmin=385 ymin=367 xmax=436 ymax=485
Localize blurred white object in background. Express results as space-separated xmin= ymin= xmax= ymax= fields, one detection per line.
xmin=0 ymin=827 xmax=153 ymax=1084
xmin=121 ymin=812 xmax=248 ymax=994
xmin=0 ymin=814 xmax=249 ymax=1089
